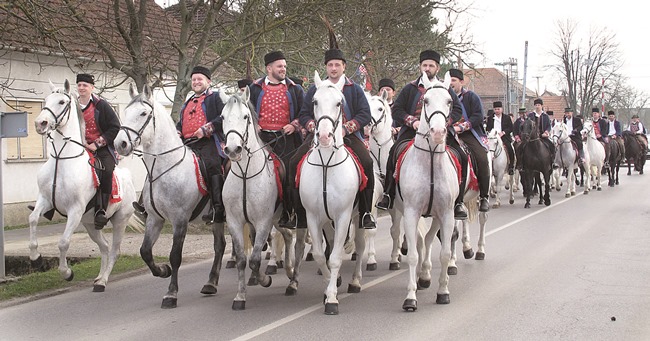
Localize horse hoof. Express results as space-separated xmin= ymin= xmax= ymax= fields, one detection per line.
xmin=417 ymin=278 xmax=431 ymax=289
xmin=436 ymin=293 xmax=450 ymax=304
xmin=597 ymin=187 xmax=602 ymax=191
xmin=389 ymin=262 xmax=400 ymax=270
xmin=592 ymin=185 xmax=596 ymax=189
xmin=265 ymin=251 xmax=271 ymax=260
xmin=616 ymin=180 xmax=619 ymax=185
xmin=583 ymin=191 xmax=589 ymax=195
xmin=463 ymin=249 xmax=474 ymax=259
xmin=475 ymin=252 xmax=485 ymax=260
xmin=544 ymin=200 xmax=551 ymax=206
xmin=509 ymin=199 xmax=514 ymax=205
xmin=225 ymin=260 xmax=236 ymax=269
xmin=92 ymin=284 xmax=105 ymax=292
xmin=232 ymin=300 xmax=246 ymax=311
xmin=30 ymin=255 xmax=44 ymax=270
xmin=247 ymin=277 xmax=259 ymax=286
xmin=571 ymin=191 xmax=576 ymax=196
xmin=305 ymin=253 xmax=314 ymax=261
xmin=538 ymin=199 xmax=543 ymax=205
xmin=161 ymin=297 xmax=177 ymax=309
xmin=524 ymin=203 xmax=530 ymax=208
xmin=65 ymin=270 xmax=74 ymax=282
xmin=565 ymin=193 xmax=571 ymax=198
xmin=277 ymin=260 xmax=284 ymax=269
xmin=285 ymin=286 xmax=297 ymax=296
xmin=402 ymin=299 xmax=417 ymax=312
xmin=347 ymin=284 xmax=361 ymax=293
xmin=159 ymin=264 xmax=172 ymax=278
xmin=265 ymin=265 xmax=277 ymax=275
xmin=351 ymin=252 xmax=357 ymax=261
xmin=366 ymin=263 xmax=377 ymax=271
xmin=324 ymin=303 xmax=339 ymax=315
xmin=200 ymin=284 xmax=218 ymax=295
xmin=337 ymin=275 xmax=342 ymax=288
xmin=447 ymin=266 xmax=457 ymax=276
xmin=260 ymin=276 xmax=272 ymax=288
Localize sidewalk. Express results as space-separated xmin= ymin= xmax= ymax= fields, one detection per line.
xmin=3 ymin=222 xmax=229 ymax=260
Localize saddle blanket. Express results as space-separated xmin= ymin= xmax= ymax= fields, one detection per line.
xmin=270 ymin=152 xmax=283 ymax=201
xmin=295 ymin=145 xmax=367 ymax=191
xmin=192 ymin=153 xmax=209 ymax=196
xmin=88 ymin=152 xmax=122 ymax=204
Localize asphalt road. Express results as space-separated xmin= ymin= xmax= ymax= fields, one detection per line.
xmin=2 ymin=168 xmax=650 ymax=341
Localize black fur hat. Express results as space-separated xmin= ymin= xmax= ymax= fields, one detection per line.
xmin=191 ymin=66 xmax=211 ymax=80
xmin=76 ymin=73 xmax=95 ymax=85
xmin=264 ymin=51 xmax=285 ymax=66
xmin=419 ymin=50 xmax=441 ymax=64
xmin=448 ymin=68 xmax=464 ymax=81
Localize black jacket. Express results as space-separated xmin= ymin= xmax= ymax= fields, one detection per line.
xmin=486 ymin=114 xmax=513 ymax=143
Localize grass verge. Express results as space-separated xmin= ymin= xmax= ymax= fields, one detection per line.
xmin=0 ymin=255 xmax=167 ymax=302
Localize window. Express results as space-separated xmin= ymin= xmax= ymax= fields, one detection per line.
xmin=5 ymin=99 xmax=46 ymax=160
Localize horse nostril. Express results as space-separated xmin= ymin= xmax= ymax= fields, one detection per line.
xmin=39 ymin=121 xmax=47 ymax=127
xmin=235 ymin=146 xmax=242 ymax=154
xmin=120 ymin=141 xmax=127 ymax=149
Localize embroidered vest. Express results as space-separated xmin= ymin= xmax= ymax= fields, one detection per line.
xmin=83 ymin=100 xmax=101 ymax=144
xmin=181 ymin=94 xmax=208 ymax=139
xmin=259 ymin=83 xmax=290 ymax=131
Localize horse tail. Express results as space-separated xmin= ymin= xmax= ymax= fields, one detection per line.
xmin=466 ymin=197 xmax=479 ymax=223
xmin=244 ymin=223 xmax=253 ymax=257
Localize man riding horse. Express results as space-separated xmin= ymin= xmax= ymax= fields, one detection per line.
xmin=248 ymin=51 xmax=305 ymax=227
xmin=563 ymin=107 xmax=584 ymax=165
xmin=591 ymin=108 xmax=612 ymax=168
xmin=76 ymin=73 xmax=121 ymax=230
xmin=486 ymin=101 xmax=515 ymax=175
xmin=376 ymin=50 xmax=470 ymax=219
xmin=528 ymin=98 xmax=556 ymax=168
xmin=287 ymin=47 xmax=377 ymax=229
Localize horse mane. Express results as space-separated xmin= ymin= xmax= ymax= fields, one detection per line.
xmin=225 ymin=92 xmax=264 ymax=147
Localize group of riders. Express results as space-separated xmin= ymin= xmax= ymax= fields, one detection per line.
xmin=78 ymin=47 xmax=648 ymax=231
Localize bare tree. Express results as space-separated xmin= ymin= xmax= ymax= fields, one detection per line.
xmin=550 ymin=19 xmax=623 ymax=117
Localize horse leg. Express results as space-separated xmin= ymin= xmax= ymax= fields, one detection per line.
xmin=28 ymin=194 xmax=52 ymax=268
xmin=508 ymin=171 xmax=515 ymax=205
xmin=200 ymin=222 xmax=226 ymax=295
xmin=265 ymin=228 xmax=281 ymax=275
xmin=461 ymin=219 xmax=474 ymax=260
xmin=435 ymin=215 xmax=454 ymax=304
xmin=543 ymin=172 xmax=551 ymax=206
xmin=139 ymin=215 xmax=168 ymax=278
xmin=389 ymin=209 xmax=403 ymax=270
xmin=286 ymin=228 xmax=306 ymax=296
xmin=83 ymin=222 xmax=112 ymax=291
xmin=402 ymin=208 xmax=421 ymax=312
xmin=476 ymin=212 xmax=487 ymax=260
xmin=447 ymin=224 xmax=458 ymax=275
xmin=417 ymin=218 xmax=433 ymax=289
xmin=230 ymin=222 xmax=248 ymax=310
xmin=57 ymin=209 xmax=85 ymax=281
xmin=348 ymin=218 xmax=367 ymax=293
xmin=161 ymin=220 xmax=189 ymax=309
xmin=365 ymin=227 xmax=377 ymax=271
xmin=250 ymin=221 xmax=273 ymax=290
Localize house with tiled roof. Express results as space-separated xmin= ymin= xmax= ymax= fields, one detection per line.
xmin=539 ymin=90 xmax=570 ymax=121
xmin=462 ymin=68 xmax=537 ymax=116
xmin=0 ymin=0 xmax=236 ymax=225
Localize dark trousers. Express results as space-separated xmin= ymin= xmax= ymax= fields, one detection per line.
xmin=260 ymin=130 xmax=302 ymax=211
xmin=570 ymin=134 xmax=583 ymax=152
xmin=288 ymin=134 xmax=375 ymax=220
xmin=95 ymin=147 xmax=116 ymax=194
xmin=502 ymin=138 xmax=515 ymax=171
xmin=189 ymin=137 xmax=223 ymax=178
xmin=459 ymin=133 xmax=490 ymax=197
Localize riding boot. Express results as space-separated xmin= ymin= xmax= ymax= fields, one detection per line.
xmin=279 ymin=187 xmax=298 ymax=228
xmin=202 ymin=174 xmax=225 ymax=224
xmin=376 ymin=175 xmax=395 ymax=210
xmin=278 ymin=182 xmax=293 ymax=227
xmin=359 ymin=190 xmax=376 ymax=229
xmin=132 ymin=192 xmax=148 ymax=221
xmin=455 ymin=177 xmax=468 ymax=220
xmin=479 ymin=196 xmax=490 ymax=212
xmin=579 ymin=149 xmax=585 ymax=165
xmin=508 ymin=164 xmax=515 ymax=176
xmin=94 ymin=192 xmax=110 ymax=230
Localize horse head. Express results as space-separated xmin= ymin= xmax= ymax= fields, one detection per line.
xmin=221 ymin=86 xmax=258 ymax=162
xmin=312 ymin=70 xmax=345 ymax=148
xmin=581 ymin=120 xmax=594 ymax=141
xmin=366 ymin=89 xmax=393 ymax=139
xmin=551 ymin=121 xmax=568 ymax=144
xmin=521 ymin=117 xmax=538 ymax=142
xmin=35 ymin=79 xmax=75 ymax=135
xmin=487 ymin=128 xmax=501 ymax=152
xmin=419 ymin=71 xmax=452 ymax=145
xmin=115 ymin=83 xmax=158 ymax=156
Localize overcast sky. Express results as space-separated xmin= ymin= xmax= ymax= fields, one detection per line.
xmin=459 ymin=0 xmax=649 ymax=96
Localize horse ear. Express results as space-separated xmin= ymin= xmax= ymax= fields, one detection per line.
xmin=49 ymin=80 xmax=57 ymax=92
xmin=442 ymin=71 xmax=451 ymax=89
xmin=381 ymin=89 xmax=389 ymax=101
xmin=313 ymin=70 xmax=322 ymax=88
xmin=421 ymin=71 xmax=431 ymax=89
xmin=219 ymin=89 xmax=229 ymax=104
xmin=64 ymin=79 xmax=70 ymax=94
xmin=129 ymin=83 xmax=138 ymax=99
xmin=142 ymin=84 xmax=152 ymax=100
xmin=242 ymin=85 xmax=250 ymax=102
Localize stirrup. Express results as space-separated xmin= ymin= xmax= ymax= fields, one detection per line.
xmin=361 ymin=212 xmax=376 ymax=229
xmin=94 ymin=210 xmax=109 ymax=230
xmin=454 ymin=203 xmax=468 ymax=220
xmin=376 ymin=194 xmax=392 ymax=210
xmin=279 ymin=212 xmax=297 ymax=229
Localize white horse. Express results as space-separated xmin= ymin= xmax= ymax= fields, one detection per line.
xmin=487 ymin=128 xmax=514 ymax=207
xmin=299 ymin=71 xmax=366 ymax=315
xmin=393 ymin=73 xmax=459 ymax=311
xmin=219 ymin=88 xmax=307 ymax=309
xmin=114 ymin=84 xmax=226 ymax=309
xmin=552 ymin=121 xmax=578 ymax=197
xmin=581 ymin=120 xmax=606 ymax=191
xmin=30 ymin=80 xmax=136 ymax=292
xmin=366 ymin=90 xmax=397 ymax=271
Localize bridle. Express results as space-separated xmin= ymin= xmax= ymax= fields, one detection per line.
xmin=368 ymin=97 xmax=393 ymax=180
xmin=42 ymin=91 xmax=72 ymax=130
xmin=119 ymin=99 xmax=156 ymax=152
xmin=313 ymin=85 xmax=345 ymax=150
xmin=488 ymin=135 xmax=503 ymax=159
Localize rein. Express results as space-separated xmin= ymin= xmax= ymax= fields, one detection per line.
xmin=369 ymin=100 xmax=393 ymax=180
xmin=488 ymin=137 xmax=503 ymax=159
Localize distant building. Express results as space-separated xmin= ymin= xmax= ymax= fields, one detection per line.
xmin=462 ymin=68 xmax=536 ymax=116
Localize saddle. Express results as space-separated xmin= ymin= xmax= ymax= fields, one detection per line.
xmin=446 ymin=142 xmax=479 ymax=194
xmin=88 ymin=151 xmax=122 ymax=204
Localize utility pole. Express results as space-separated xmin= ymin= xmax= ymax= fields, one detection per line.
xmin=522 ymin=41 xmax=528 ymax=108
xmin=533 ymin=76 xmax=542 ymax=97
xmin=495 ymin=58 xmax=518 ymax=116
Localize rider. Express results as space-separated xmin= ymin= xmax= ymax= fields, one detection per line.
xmin=237 ymin=78 xmax=253 ymax=93
xmin=528 ymin=98 xmax=557 ymax=168
xmin=377 ymin=78 xmax=400 ymax=139
xmin=448 ymin=68 xmax=490 ymax=212
xmin=562 ymin=107 xmax=584 ymax=164
xmin=592 ymin=108 xmax=611 ymax=167
xmin=486 ymin=101 xmax=515 ymax=175
xmin=627 ymin=114 xmax=648 ymax=144
xmin=286 ymin=47 xmax=376 ymax=229
xmin=512 ymin=106 xmax=528 ymax=169
xmin=77 ymin=73 xmax=121 ymax=230
xmin=177 ymin=66 xmax=227 ymax=224
xmin=248 ymin=51 xmax=305 ymax=227
xmin=376 ymin=50 xmax=468 ymax=220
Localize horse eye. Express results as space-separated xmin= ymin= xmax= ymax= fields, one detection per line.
xmin=140 ymin=111 xmax=147 ymax=117
xmin=220 ymin=114 xmax=224 ymax=119
xmin=243 ymin=115 xmax=248 ymax=120
xmin=424 ymin=99 xmax=429 ymax=105
xmin=59 ymin=100 xmax=65 ymax=105
xmin=337 ymin=102 xmax=341 ymax=107
xmin=313 ymin=100 xmax=318 ymax=106
xmin=378 ymin=108 xmax=383 ymax=112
